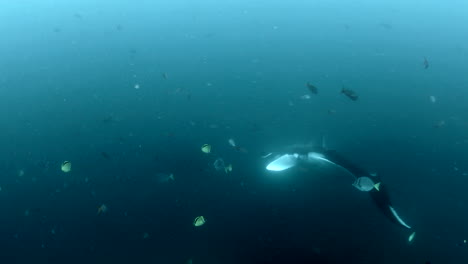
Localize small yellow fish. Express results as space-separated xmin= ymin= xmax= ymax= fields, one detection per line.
xmin=374 ymin=182 xmax=381 ymax=191
xmin=193 ymin=216 xmax=206 ymax=227
xmin=61 ymin=161 xmax=72 ymax=173
xmin=201 ymin=144 xmax=211 ymax=154
xmin=224 ymin=164 xmax=233 ymax=173
xmin=97 ymin=204 xmax=108 ymax=215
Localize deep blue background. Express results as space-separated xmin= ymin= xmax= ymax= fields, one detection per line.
xmin=0 ymin=1 xmax=467 ymax=263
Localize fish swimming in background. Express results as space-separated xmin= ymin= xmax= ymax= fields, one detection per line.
xmin=97 ymin=204 xmax=108 ymax=215
xmin=341 ymin=86 xmax=359 ymax=101
xmin=456 ymin=239 xmax=467 ymax=247
xmin=227 ymin=138 xmax=247 ymax=153
xmin=379 ymin=23 xmax=392 ymax=30
xmin=433 ymin=120 xmax=446 ymax=128
xmin=154 ymin=173 xmax=175 ymax=183
xmin=201 ymin=144 xmax=211 ymax=154
xmin=101 ymin=114 xmax=120 ymax=124
xmin=423 ymin=57 xmax=429 ymax=69
xmin=306 ymin=82 xmax=318 ymax=94
xmin=228 ymin=138 xmax=236 ymax=148
xmin=101 ymin=152 xmax=110 ymax=159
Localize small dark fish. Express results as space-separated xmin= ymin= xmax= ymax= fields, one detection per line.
xmin=456 ymin=239 xmax=468 ymax=247
xmin=423 ymin=57 xmax=429 ymax=69
xmin=162 ymin=73 xmax=168 ymax=80
xmin=203 ymin=33 xmax=216 ymax=38
xmin=433 ymin=120 xmax=445 ymax=128
xmin=306 ymin=82 xmax=318 ymax=94
xmin=101 ymin=115 xmax=118 ymax=124
xmin=118 ymin=136 xmax=125 ymax=144
xmin=341 ymin=86 xmax=359 ymax=101
xmin=249 ymin=122 xmax=262 ymax=133
xmin=101 ymin=152 xmax=110 ymax=159
xmin=164 ymin=132 xmax=175 ymax=137
xmin=233 ymin=146 xmax=248 ymax=153
xmin=379 ymin=23 xmax=392 ymax=30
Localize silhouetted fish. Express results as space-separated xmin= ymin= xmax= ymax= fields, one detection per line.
xmin=306 ymin=82 xmax=318 ymax=94
xmin=379 ymin=23 xmax=392 ymax=30
xmin=101 ymin=115 xmax=120 ymax=124
xmin=341 ymin=86 xmax=359 ymax=101
xmin=433 ymin=120 xmax=445 ymax=128
xmin=423 ymin=57 xmax=429 ymax=69
xmin=101 ymin=152 xmax=110 ymax=159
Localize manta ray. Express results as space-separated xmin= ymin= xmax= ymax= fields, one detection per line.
xmin=264 ymin=143 xmax=412 ymax=230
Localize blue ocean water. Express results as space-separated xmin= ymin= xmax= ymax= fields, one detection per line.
xmin=1 ymin=0 xmax=468 ymax=263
